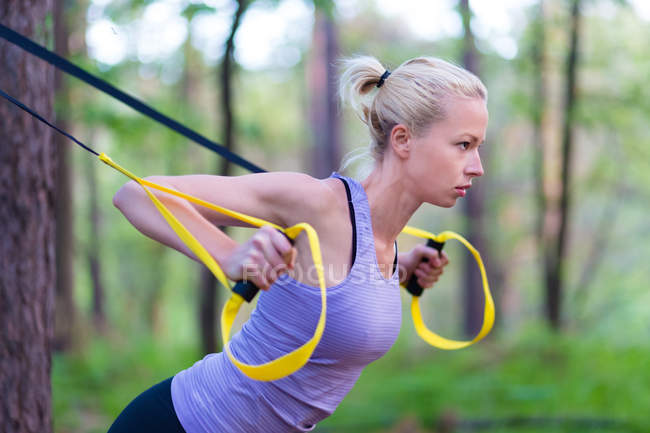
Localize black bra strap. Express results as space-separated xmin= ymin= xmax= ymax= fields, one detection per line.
xmin=337 ymin=178 xmax=357 ymax=268
xmin=337 ymin=177 xmax=398 ymax=275
xmin=393 ymin=240 xmax=398 ymax=276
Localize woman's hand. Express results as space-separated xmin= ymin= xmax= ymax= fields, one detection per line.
xmin=222 ymin=226 xmax=297 ymax=291
xmin=399 ymin=244 xmax=449 ymax=289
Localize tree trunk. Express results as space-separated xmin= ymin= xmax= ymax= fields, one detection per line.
xmin=459 ymin=0 xmax=485 ymax=337
xmin=53 ymin=0 xmax=77 ymax=352
xmin=308 ymin=5 xmax=341 ymax=178
xmin=85 ymin=153 xmax=107 ymax=333
xmin=198 ymin=0 xmax=249 ymax=356
xmin=544 ymin=0 xmax=581 ymax=330
xmin=532 ymin=0 xmax=548 ymax=250
xmin=0 ymin=1 xmax=55 ymax=432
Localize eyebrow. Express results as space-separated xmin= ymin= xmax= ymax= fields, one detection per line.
xmin=460 ymin=134 xmax=485 ymax=145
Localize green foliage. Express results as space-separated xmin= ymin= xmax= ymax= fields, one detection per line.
xmin=317 ymin=324 xmax=649 ymax=433
xmin=53 ymin=337 xmax=200 ymax=433
xmin=52 ymin=326 xmax=649 ymax=433
xmin=180 ymin=3 xmax=217 ymax=21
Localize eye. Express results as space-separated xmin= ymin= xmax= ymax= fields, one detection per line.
xmin=457 ymin=141 xmax=471 ymax=150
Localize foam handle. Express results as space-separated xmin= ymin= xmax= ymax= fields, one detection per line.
xmin=405 ymin=238 xmax=445 ymax=297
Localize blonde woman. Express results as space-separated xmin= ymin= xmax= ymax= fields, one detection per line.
xmin=108 ymin=55 xmax=487 ymax=433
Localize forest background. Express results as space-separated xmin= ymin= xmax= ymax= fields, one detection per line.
xmin=1 ymin=0 xmax=649 ymax=432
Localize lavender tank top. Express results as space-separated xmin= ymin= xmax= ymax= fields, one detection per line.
xmin=171 ymin=172 xmax=402 ymax=432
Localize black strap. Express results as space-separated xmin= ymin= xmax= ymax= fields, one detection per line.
xmin=337 ymin=178 xmax=357 ymax=267
xmin=0 ymin=87 xmax=99 ymax=156
xmin=393 ymin=240 xmax=398 ymax=276
xmin=337 ymin=177 xmax=398 ymax=275
xmin=0 ymin=23 xmax=264 ymax=174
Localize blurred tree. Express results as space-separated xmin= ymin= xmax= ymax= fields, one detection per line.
xmin=198 ymin=0 xmax=250 ymax=355
xmin=0 ymin=1 xmax=55 ymax=432
xmin=53 ymin=0 xmax=77 ymax=351
xmin=84 ymin=144 xmax=107 ymax=334
xmin=458 ymin=0 xmax=486 ymax=337
xmin=531 ymin=0 xmax=549 ymax=253
xmin=545 ymin=0 xmax=582 ymax=329
xmin=308 ymin=0 xmax=341 ymax=177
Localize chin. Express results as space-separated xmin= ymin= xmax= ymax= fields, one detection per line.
xmin=427 ymin=198 xmax=456 ymax=208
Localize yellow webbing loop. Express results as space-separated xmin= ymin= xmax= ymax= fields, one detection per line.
xmin=99 ymin=153 xmax=326 ymax=381
xmin=400 ymin=226 xmax=495 ymax=349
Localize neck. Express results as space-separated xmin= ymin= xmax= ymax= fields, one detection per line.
xmin=360 ymin=156 xmax=422 ymax=249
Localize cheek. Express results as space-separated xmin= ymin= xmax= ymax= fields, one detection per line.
xmin=415 ymin=147 xmax=454 ymax=179
xmin=411 ymin=144 xmax=442 ymax=171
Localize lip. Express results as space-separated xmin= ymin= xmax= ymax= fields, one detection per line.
xmin=454 ymin=184 xmax=471 ymax=197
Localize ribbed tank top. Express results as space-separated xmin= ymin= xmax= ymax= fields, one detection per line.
xmin=171 ymin=172 xmax=402 ymax=433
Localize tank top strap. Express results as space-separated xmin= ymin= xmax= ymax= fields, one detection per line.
xmin=330 ymin=172 xmax=398 ymax=279
xmin=330 ymin=172 xmax=372 ymax=249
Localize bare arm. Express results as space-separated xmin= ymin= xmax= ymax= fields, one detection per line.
xmin=137 ymin=172 xmax=324 ymax=227
xmin=112 ymin=171 xmax=328 ymax=285
xmin=112 ymin=179 xmax=238 ymax=265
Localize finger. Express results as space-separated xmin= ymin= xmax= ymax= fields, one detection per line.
xmin=256 ymin=272 xmax=271 ymax=291
xmin=252 ymin=231 xmax=286 ymax=272
xmin=243 ymin=262 xmax=270 ymax=290
xmin=418 ymin=262 xmax=433 ymax=274
xmin=415 ymin=268 xmax=432 ymax=280
xmin=440 ymin=251 xmax=450 ymax=267
xmin=417 ymin=276 xmax=434 ymax=288
xmin=415 ymin=269 xmax=441 ymax=287
xmin=268 ymin=228 xmax=296 ymax=269
xmin=287 ymin=247 xmax=297 ymax=269
xmin=263 ymin=262 xmax=284 ymax=287
xmin=412 ymin=244 xmax=431 ymax=263
xmin=419 ymin=274 xmax=440 ymax=288
xmin=266 ymin=226 xmax=293 ymax=254
xmin=420 ymin=246 xmax=442 ymax=267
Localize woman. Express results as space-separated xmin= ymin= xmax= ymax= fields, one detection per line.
xmin=108 ymin=55 xmax=487 ymax=433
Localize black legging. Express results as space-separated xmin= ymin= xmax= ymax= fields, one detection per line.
xmin=107 ymin=377 xmax=186 ymax=433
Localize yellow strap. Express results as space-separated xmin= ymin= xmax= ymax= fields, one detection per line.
xmin=99 ymin=153 xmax=327 ymax=381
xmin=400 ymin=225 xmax=495 ymax=349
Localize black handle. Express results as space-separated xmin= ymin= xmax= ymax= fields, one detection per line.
xmin=405 ymin=238 xmax=445 ymax=297
xmin=232 ymin=280 xmax=261 ymax=303
xmin=232 ymin=230 xmax=294 ymax=303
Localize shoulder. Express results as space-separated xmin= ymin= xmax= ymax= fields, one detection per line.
xmin=269 ymin=172 xmax=345 ymax=227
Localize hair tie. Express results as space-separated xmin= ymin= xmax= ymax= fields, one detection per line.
xmin=376 ymin=70 xmax=391 ymax=88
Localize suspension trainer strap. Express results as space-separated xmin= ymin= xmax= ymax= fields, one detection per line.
xmin=98 ymin=153 xmax=327 ymax=381
xmin=0 ymin=23 xmax=264 ymax=173
xmin=400 ymin=226 xmax=495 ymax=349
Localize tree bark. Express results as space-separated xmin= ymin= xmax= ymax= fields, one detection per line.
xmin=53 ymin=0 xmax=77 ymax=352
xmin=545 ymin=0 xmax=581 ymax=330
xmin=198 ymin=0 xmax=249 ymax=356
xmin=0 ymin=1 xmax=56 ymax=432
xmin=459 ymin=0 xmax=485 ymax=337
xmin=308 ymin=5 xmax=341 ymax=178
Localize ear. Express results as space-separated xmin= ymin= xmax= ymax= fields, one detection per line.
xmin=389 ymin=124 xmax=412 ymax=159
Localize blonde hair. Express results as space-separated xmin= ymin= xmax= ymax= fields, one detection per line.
xmin=338 ymin=55 xmax=487 ymax=166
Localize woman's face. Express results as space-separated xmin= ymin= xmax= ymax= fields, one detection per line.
xmin=407 ymin=96 xmax=488 ymax=208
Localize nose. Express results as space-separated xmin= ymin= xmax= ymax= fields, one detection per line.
xmin=465 ymin=150 xmax=484 ymax=178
